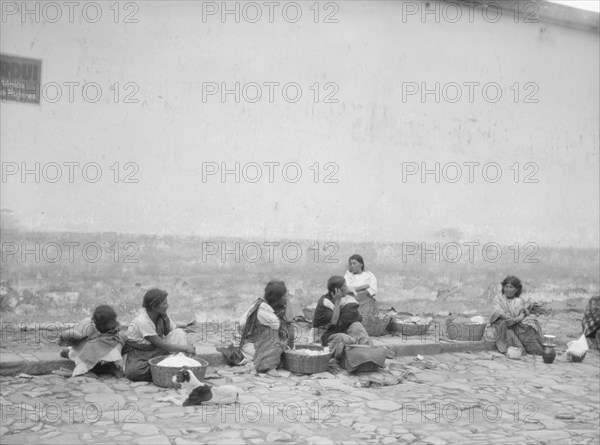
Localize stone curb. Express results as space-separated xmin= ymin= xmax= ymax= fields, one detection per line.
xmin=0 ymin=339 xmax=496 ymax=376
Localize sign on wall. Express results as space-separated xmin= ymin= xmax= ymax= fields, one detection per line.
xmin=0 ymin=54 xmax=42 ymax=104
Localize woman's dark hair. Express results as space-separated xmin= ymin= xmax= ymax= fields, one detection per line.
xmin=264 ymin=281 xmax=287 ymax=307
xmin=348 ymin=254 xmax=365 ymax=272
xmin=92 ymin=305 xmax=117 ymax=333
xmin=501 ymin=276 xmax=522 ymax=298
xmin=143 ymin=288 xmax=168 ymax=310
xmin=327 ymin=276 xmax=346 ymax=294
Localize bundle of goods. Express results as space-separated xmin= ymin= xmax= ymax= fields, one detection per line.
xmin=341 ymin=345 xmax=387 ymax=373
xmin=149 ymin=353 xmax=209 ymax=388
xmin=283 ymin=344 xmax=331 ymax=374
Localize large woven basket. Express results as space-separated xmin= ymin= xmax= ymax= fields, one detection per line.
xmin=391 ymin=320 xmax=431 ymax=336
xmin=283 ymin=344 xmax=331 ymax=374
xmin=148 ymin=355 xmax=209 ymax=388
xmin=445 ymin=322 xmax=486 ymax=341
xmin=362 ymin=316 xmax=391 ymax=337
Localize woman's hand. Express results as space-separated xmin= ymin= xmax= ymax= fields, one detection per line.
xmin=183 ymin=345 xmax=196 ymax=355
xmin=506 ymin=314 xmax=524 ymax=327
xmin=333 ymin=288 xmax=344 ymax=303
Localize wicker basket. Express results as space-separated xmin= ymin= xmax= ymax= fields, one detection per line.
xmin=303 ymin=307 xmax=316 ymax=322
xmin=391 ymin=320 xmax=431 ymax=336
xmin=283 ymin=344 xmax=331 ymax=374
xmin=445 ymin=322 xmax=486 ymax=341
xmin=362 ymin=316 xmax=391 ymax=337
xmin=148 ymin=355 xmax=209 ymax=388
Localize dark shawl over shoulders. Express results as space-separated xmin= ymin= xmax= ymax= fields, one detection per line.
xmin=313 ymin=294 xmax=362 ymax=345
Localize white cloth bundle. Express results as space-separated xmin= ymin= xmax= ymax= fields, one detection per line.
xmin=566 ymin=334 xmax=589 ymax=358
xmin=401 ymin=316 xmax=432 ymax=324
xmin=288 ymin=348 xmax=330 ymax=356
xmin=157 ymin=353 xmax=202 ymax=367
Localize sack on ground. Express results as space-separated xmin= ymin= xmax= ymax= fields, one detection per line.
xmin=566 ymin=334 xmax=589 ymax=358
xmin=216 ymin=344 xmax=246 ymax=366
xmin=341 ymin=346 xmax=387 ymax=373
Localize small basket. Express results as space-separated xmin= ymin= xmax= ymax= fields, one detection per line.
xmin=283 ymin=344 xmax=331 ymax=374
xmin=445 ymin=322 xmax=486 ymax=341
xmin=362 ymin=316 xmax=391 ymax=337
xmin=391 ymin=320 xmax=431 ymax=336
xmin=303 ymin=307 xmax=316 ymax=322
xmin=148 ymin=355 xmax=209 ymax=388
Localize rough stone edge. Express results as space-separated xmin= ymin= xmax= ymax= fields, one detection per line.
xmin=1 ymin=340 xmax=496 ymax=376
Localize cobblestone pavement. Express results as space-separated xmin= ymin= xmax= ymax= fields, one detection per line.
xmin=1 ymin=349 xmax=598 ymax=445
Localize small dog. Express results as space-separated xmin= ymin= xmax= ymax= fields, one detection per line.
xmin=157 ymin=367 xmax=240 ymax=407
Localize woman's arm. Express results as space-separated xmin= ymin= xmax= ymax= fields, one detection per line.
xmin=330 ymin=293 xmax=342 ymax=326
xmin=145 ymin=335 xmax=195 ymax=354
xmin=174 ymin=321 xmax=195 ymax=329
xmin=366 ymin=273 xmax=377 ymax=296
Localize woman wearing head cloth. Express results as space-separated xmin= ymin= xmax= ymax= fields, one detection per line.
xmin=490 ymin=276 xmax=545 ymax=355
xmin=238 ymin=280 xmax=294 ymax=372
xmin=58 ymin=305 xmax=124 ymax=378
xmin=344 ymin=254 xmax=379 ymax=318
xmin=122 ymin=288 xmax=195 ymax=381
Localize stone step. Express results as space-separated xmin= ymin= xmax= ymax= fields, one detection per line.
xmin=0 ymin=339 xmax=495 ymax=376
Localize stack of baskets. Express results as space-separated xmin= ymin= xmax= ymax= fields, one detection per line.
xmin=283 ymin=344 xmax=332 ymax=374
xmin=390 ymin=319 xmax=431 ymax=336
xmin=445 ymin=319 xmax=486 ymax=341
xmin=362 ymin=316 xmax=391 ymax=337
xmin=148 ymin=355 xmax=209 ymax=388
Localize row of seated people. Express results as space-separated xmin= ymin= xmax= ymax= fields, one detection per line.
xmin=59 ymin=257 xmax=600 ymax=379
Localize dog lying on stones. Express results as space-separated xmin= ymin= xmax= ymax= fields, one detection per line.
xmin=157 ymin=367 xmax=240 ymax=406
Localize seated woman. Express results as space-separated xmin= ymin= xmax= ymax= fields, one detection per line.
xmin=344 ymin=254 xmax=379 ymax=318
xmin=582 ymin=295 xmax=600 ymax=350
xmin=59 ymin=305 xmax=124 ymax=378
xmin=490 ymin=276 xmax=544 ymax=355
xmin=122 ymin=288 xmax=195 ymax=382
xmin=238 ymin=280 xmax=294 ymax=373
xmin=313 ymin=276 xmax=373 ymax=360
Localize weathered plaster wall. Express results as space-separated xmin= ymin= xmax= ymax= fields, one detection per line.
xmin=1 ymin=1 xmax=598 ymax=247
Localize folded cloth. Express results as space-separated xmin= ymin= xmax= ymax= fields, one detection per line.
xmin=341 ymin=346 xmax=386 ymax=373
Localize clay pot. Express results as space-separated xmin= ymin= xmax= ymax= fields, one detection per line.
xmin=542 ymin=343 xmax=556 ymax=364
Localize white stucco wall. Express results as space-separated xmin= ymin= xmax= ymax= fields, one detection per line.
xmin=1 ymin=0 xmax=598 ymax=248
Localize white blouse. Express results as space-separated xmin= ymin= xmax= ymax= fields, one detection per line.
xmin=344 ymin=270 xmax=377 ymax=297
xmin=239 ymin=302 xmax=280 ymax=331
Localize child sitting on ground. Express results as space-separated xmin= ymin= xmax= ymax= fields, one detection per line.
xmin=59 ymin=305 xmax=124 ymax=378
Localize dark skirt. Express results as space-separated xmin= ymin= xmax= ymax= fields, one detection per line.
xmin=123 ymin=346 xmax=165 ymax=382
xmin=492 ymin=319 xmax=544 ymax=355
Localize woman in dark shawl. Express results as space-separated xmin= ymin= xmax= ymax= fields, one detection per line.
xmin=122 ymin=288 xmax=195 ymax=381
xmin=490 ymin=276 xmax=544 ymax=355
xmin=582 ymin=295 xmax=600 ymax=350
xmin=59 ymin=305 xmax=124 ymax=378
xmin=313 ymin=276 xmax=373 ymax=360
xmin=238 ymin=280 xmax=294 ymax=372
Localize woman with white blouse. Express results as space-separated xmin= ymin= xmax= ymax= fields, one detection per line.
xmin=343 ymin=254 xmax=379 ymax=318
